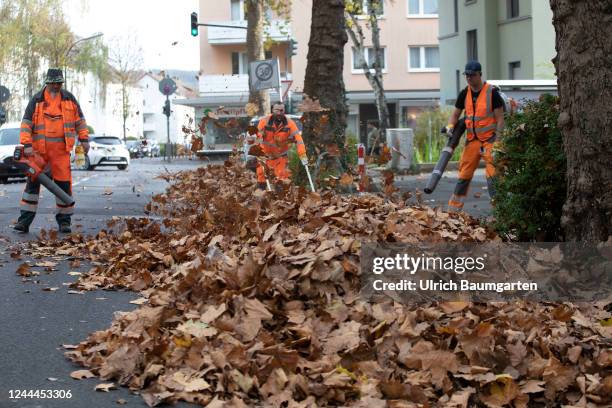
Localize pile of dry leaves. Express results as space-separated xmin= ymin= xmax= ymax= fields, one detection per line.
xmin=25 ymin=159 xmax=611 ymax=407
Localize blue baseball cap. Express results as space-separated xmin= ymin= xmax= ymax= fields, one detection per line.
xmin=463 ymin=60 xmax=482 ymax=75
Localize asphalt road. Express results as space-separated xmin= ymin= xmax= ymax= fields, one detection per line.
xmin=0 ymin=158 xmax=204 ymax=408
xmin=0 ymin=159 xmax=491 ymax=408
xmin=394 ymin=168 xmax=493 ymax=220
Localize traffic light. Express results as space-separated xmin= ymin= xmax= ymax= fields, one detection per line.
xmin=289 ymin=39 xmax=298 ymax=57
xmin=190 ymin=12 xmax=198 ymax=37
xmin=0 ymin=106 xmax=6 ymax=125
xmin=163 ymin=100 xmax=171 ymax=117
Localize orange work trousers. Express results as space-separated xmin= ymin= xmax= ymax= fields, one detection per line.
xmin=256 ymin=156 xmax=290 ymax=183
xmin=19 ymin=140 xmax=74 ymax=224
xmin=448 ymin=137 xmax=496 ymax=211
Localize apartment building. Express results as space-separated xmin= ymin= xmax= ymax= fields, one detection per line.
xmin=178 ymin=0 xmax=441 ymax=145
xmin=439 ymin=0 xmax=556 ymax=105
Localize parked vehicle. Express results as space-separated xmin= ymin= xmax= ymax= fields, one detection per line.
xmin=128 ymin=139 xmax=160 ymax=158
xmin=0 ymin=121 xmax=27 ymax=182
xmin=72 ymin=135 xmax=130 ymax=170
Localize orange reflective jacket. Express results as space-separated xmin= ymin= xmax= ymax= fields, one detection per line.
xmin=256 ymin=115 xmax=306 ymax=159
xmin=464 ymin=82 xmax=497 ymax=142
xmin=20 ymin=87 xmax=89 ymax=154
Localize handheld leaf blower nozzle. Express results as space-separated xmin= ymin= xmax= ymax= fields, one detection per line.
xmin=13 ymin=146 xmax=75 ymax=206
xmin=424 ymin=118 xmax=466 ymax=194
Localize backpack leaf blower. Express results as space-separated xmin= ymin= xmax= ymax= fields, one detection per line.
xmin=13 ymin=146 xmax=75 ymax=206
xmin=424 ymin=118 xmax=466 ymax=194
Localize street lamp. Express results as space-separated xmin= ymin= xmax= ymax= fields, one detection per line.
xmin=64 ymin=32 xmax=104 ymax=89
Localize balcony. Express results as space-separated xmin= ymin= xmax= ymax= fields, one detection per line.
xmin=207 ymin=20 xmax=291 ymax=45
xmin=199 ymin=73 xmax=293 ymax=96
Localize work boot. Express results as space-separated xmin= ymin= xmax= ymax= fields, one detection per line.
xmin=14 ymin=210 xmax=35 ymax=233
xmin=58 ymin=223 xmax=71 ymax=234
xmin=13 ymin=222 xmax=29 ymax=233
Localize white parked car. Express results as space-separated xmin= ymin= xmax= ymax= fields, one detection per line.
xmin=73 ymin=135 xmax=130 ymax=171
xmin=0 ymin=121 xmax=26 ymax=183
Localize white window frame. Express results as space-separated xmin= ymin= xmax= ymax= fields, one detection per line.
xmin=351 ymin=47 xmax=388 ymax=74
xmin=407 ymin=46 xmax=440 ymax=72
xmin=406 ymin=0 xmax=439 ymax=18
xmin=230 ymin=0 xmax=245 ymax=21
xmin=232 ymin=52 xmax=249 ymax=75
xmin=355 ymin=0 xmax=386 ymax=19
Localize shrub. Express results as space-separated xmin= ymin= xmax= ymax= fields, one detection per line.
xmin=493 ymin=94 xmax=566 ymax=241
xmin=413 ymin=107 xmax=463 ymax=164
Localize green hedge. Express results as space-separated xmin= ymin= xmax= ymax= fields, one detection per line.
xmin=493 ymin=94 xmax=566 ymax=241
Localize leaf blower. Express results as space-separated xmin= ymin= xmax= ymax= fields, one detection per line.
xmin=424 ymin=118 xmax=466 ymax=194
xmin=13 ymin=145 xmax=75 ymax=206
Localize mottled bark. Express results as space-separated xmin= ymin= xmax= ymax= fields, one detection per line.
xmin=550 ymin=0 xmax=612 ymax=242
xmin=346 ymin=0 xmax=390 ymax=147
xmin=302 ymin=0 xmax=348 ymax=172
xmin=246 ymin=0 xmax=270 ymax=117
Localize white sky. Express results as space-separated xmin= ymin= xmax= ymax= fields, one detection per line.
xmin=63 ymin=0 xmax=200 ymax=72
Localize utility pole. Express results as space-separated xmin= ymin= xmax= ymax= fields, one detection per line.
xmin=159 ymin=76 xmax=177 ymax=162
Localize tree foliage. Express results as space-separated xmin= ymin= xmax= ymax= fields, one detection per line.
xmin=108 ymin=33 xmax=143 ymax=142
xmin=0 ymin=0 xmax=110 ymax=120
xmin=493 ymin=95 xmax=566 ymax=241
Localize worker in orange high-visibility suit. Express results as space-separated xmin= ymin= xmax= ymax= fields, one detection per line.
xmin=249 ymin=103 xmax=307 ymax=189
xmin=13 ymin=68 xmax=89 ymax=234
xmin=445 ymin=61 xmax=505 ymax=212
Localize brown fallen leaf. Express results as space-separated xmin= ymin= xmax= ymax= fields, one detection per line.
xmin=16 ymin=263 xmax=32 ymax=277
xmin=94 ymin=383 xmax=117 ymax=392
xmin=71 ymin=369 xmax=95 ymax=380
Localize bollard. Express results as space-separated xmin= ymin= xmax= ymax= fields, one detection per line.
xmin=357 ymin=143 xmax=366 ymax=192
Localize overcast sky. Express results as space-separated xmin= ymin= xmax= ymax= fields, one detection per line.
xmin=64 ymin=0 xmax=200 ymax=72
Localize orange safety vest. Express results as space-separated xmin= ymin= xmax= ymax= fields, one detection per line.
xmin=464 ymin=82 xmax=497 ymax=142
xmin=20 ymin=87 xmax=89 ymax=154
xmin=256 ymin=115 xmax=306 ymax=159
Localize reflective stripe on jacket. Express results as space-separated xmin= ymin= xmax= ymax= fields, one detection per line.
xmin=20 ymin=87 xmax=89 ymax=154
xmin=256 ymin=115 xmax=306 ymax=159
xmin=464 ymin=82 xmax=496 ymax=142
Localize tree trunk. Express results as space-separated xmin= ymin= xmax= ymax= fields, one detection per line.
xmin=122 ymin=84 xmax=127 ymax=142
xmin=246 ymin=0 xmax=270 ymax=117
xmin=346 ymin=0 xmax=390 ymax=148
xmin=550 ymin=0 xmax=612 ymax=242
xmin=303 ymin=0 xmax=348 ymax=174
xmin=367 ymin=0 xmax=390 ymax=140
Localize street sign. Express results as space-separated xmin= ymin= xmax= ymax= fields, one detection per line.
xmin=0 ymin=85 xmax=10 ymax=103
xmin=159 ymin=77 xmax=177 ymax=96
xmin=249 ymin=58 xmax=280 ymax=91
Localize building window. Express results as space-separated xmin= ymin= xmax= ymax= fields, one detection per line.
xmin=408 ymin=46 xmax=440 ymax=72
xmin=407 ymin=0 xmax=438 ymax=16
xmin=467 ymin=29 xmax=478 ymax=61
xmin=352 ymin=47 xmax=387 ymax=72
xmin=507 ymin=0 xmax=519 ymax=18
xmin=454 ymin=0 xmax=459 ymax=32
xmin=509 ymin=61 xmax=521 ymax=79
xmin=231 ymin=52 xmax=249 ymax=75
xmin=355 ymin=0 xmax=385 ymax=16
xmin=231 ymin=0 xmax=245 ymax=21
